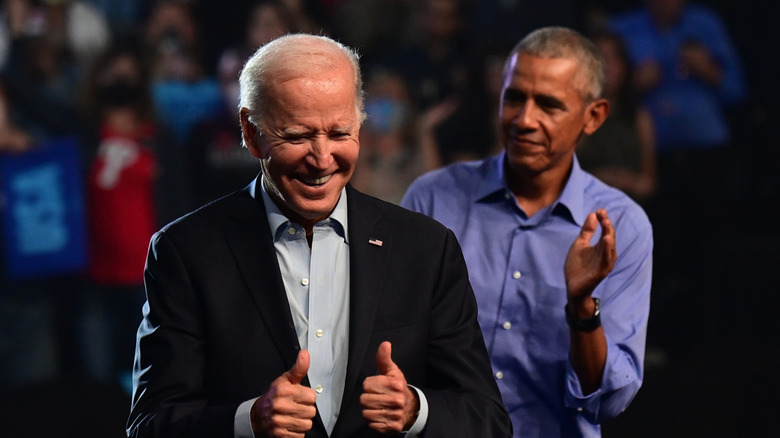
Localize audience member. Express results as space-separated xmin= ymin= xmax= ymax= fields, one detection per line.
xmin=423 ymin=45 xmax=511 ymax=164
xmin=86 ymin=0 xmax=149 ymax=37
xmin=0 ymin=0 xmax=91 ymax=385
xmin=403 ymin=27 xmax=652 ymax=437
xmin=1 ymin=3 xmax=82 ymax=142
xmin=0 ymin=77 xmax=31 ymax=153
xmin=79 ymin=40 xmax=179 ymax=388
xmin=330 ymin=0 xmax=414 ymax=64
xmin=465 ymin=0 xmax=579 ymax=55
xmin=58 ymin=0 xmax=111 ymax=70
xmin=350 ymin=68 xmax=438 ymax=204
xmin=609 ymin=0 xmax=747 ymax=358
xmin=610 ymin=0 xmax=745 ymax=154
xmin=0 ymin=78 xmax=59 ymax=388
xmin=127 ymin=33 xmax=512 ymax=438
xmin=373 ymin=0 xmax=498 ymax=164
xmin=186 ymin=0 xmax=293 ymax=206
xmin=375 ymin=0 xmax=472 ymax=110
xmin=144 ymin=0 xmax=221 ymax=147
xmin=577 ymin=31 xmax=657 ymax=204
xmin=277 ymin=0 xmax=328 ymax=35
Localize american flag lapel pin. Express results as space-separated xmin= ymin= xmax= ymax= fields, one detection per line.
xmin=368 ymin=238 xmax=383 ymax=247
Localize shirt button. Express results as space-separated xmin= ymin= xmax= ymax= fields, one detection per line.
xmin=504 ymin=193 xmax=511 ymax=200
xmin=288 ymin=228 xmax=296 ymax=235
xmin=512 ymin=271 xmax=521 ymax=279
xmin=495 ymin=371 xmax=504 ymax=380
xmin=315 ymin=329 xmax=324 ymax=338
xmin=577 ymin=407 xmax=583 ymax=412
xmin=315 ymin=385 xmax=323 ymax=394
xmin=301 ymin=278 xmax=309 ymax=286
xmin=503 ymin=321 xmax=512 ymax=330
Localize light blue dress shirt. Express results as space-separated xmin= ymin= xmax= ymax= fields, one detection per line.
xmin=402 ymin=153 xmax=653 ymax=437
xmin=263 ymin=183 xmax=351 ymax=434
xmin=235 ymin=177 xmax=428 ymax=437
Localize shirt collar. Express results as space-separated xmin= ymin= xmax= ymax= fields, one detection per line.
xmin=555 ymin=155 xmax=589 ymax=227
xmin=257 ymin=174 xmax=349 ymax=243
xmin=474 ymin=152 xmax=508 ymax=202
xmin=475 ymin=151 xmax=589 ymax=227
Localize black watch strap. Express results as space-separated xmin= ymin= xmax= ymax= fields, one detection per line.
xmin=565 ymin=297 xmax=601 ymax=332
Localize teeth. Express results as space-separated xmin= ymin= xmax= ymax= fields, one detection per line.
xmin=302 ymin=175 xmax=331 ymax=186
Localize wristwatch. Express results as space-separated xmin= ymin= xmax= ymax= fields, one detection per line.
xmin=565 ymin=297 xmax=601 ymax=332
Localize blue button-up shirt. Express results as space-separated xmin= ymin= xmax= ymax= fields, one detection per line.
xmin=402 ymin=153 xmax=652 ymax=437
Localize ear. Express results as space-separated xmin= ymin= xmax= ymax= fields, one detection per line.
xmin=239 ymin=107 xmax=263 ymax=159
xmin=583 ymin=98 xmax=610 ymax=135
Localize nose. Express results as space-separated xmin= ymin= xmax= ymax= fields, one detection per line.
xmin=513 ymin=102 xmax=538 ymax=131
xmin=306 ymin=136 xmax=335 ymax=169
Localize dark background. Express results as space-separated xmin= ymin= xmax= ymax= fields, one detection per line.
xmin=1 ymin=0 xmax=778 ymax=436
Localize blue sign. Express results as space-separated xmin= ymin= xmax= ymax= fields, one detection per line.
xmin=0 ymin=138 xmax=87 ymax=279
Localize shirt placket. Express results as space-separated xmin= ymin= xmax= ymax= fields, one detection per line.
xmin=308 ymin=224 xmax=335 ymax=429
xmin=492 ymin=225 xmax=531 ymax=388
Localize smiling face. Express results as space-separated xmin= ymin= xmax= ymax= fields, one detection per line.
xmin=241 ymin=60 xmax=360 ymax=229
xmin=500 ymin=52 xmax=607 ymax=181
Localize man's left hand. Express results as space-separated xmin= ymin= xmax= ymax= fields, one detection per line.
xmin=361 ymin=341 xmax=419 ymax=433
xmin=564 ymin=209 xmax=617 ymax=307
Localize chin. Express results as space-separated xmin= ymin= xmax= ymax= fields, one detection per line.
xmin=290 ymin=196 xmax=339 ymax=218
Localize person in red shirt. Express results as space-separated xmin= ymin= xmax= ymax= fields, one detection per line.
xmin=81 ymin=40 xmax=175 ymax=389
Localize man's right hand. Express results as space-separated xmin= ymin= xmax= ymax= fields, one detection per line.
xmin=251 ymin=350 xmax=317 ymax=438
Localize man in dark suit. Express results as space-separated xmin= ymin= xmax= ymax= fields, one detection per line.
xmin=127 ymin=34 xmax=512 ymax=438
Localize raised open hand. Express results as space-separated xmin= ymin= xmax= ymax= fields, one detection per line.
xmin=564 ymin=209 xmax=617 ymax=304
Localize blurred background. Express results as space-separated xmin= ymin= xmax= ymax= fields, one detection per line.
xmin=0 ymin=0 xmax=776 ymax=436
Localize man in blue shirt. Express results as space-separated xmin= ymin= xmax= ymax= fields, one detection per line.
xmin=403 ymin=27 xmax=653 ymax=437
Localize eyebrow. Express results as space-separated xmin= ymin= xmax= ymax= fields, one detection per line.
xmin=282 ymin=127 xmax=311 ymax=136
xmin=503 ymin=88 xmax=566 ymax=110
xmin=332 ymin=125 xmax=354 ymax=134
xmin=536 ymin=94 xmax=566 ymax=109
xmin=282 ymin=125 xmax=355 ymax=136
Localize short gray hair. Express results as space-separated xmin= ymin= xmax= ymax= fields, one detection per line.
xmin=238 ymin=33 xmax=367 ymax=130
xmin=507 ymin=26 xmax=605 ymax=101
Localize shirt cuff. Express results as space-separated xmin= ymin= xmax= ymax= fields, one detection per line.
xmin=234 ymin=398 xmax=258 ymax=438
xmin=402 ymin=385 xmax=428 ymax=437
xmin=564 ymin=344 xmax=616 ymax=421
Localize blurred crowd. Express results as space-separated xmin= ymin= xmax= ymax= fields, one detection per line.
xmin=0 ymin=0 xmax=759 ymax=400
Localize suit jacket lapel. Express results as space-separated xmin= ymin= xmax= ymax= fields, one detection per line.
xmin=342 ymin=186 xmax=392 ymax=403
xmin=225 ymin=184 xmax=301 ymax=370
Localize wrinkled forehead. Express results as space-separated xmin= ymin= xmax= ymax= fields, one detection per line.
xmin=266 ymin=62 xmax=355 ymax=99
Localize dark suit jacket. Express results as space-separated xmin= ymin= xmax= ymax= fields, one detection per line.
xmin=127 ymin=181 xmax=511 ymax=437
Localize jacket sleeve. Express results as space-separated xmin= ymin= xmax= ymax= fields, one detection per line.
xmin=418 ymin=229 xmax=513 ymax=437
xmin=127 ymin=230 xmax=239 ymax=438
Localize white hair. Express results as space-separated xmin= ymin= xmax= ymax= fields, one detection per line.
xmin=238 ymin=33 xmax=366 ymax=134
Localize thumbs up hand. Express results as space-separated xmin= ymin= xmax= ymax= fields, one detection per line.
xmin=360 ymin=342 xmax=420 ymax=433
xmin=251 ymin=350 xmax=317 ymax=437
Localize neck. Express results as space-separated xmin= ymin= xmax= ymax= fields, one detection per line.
xmin=506 ymin=160 xmax=571 ymax=218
